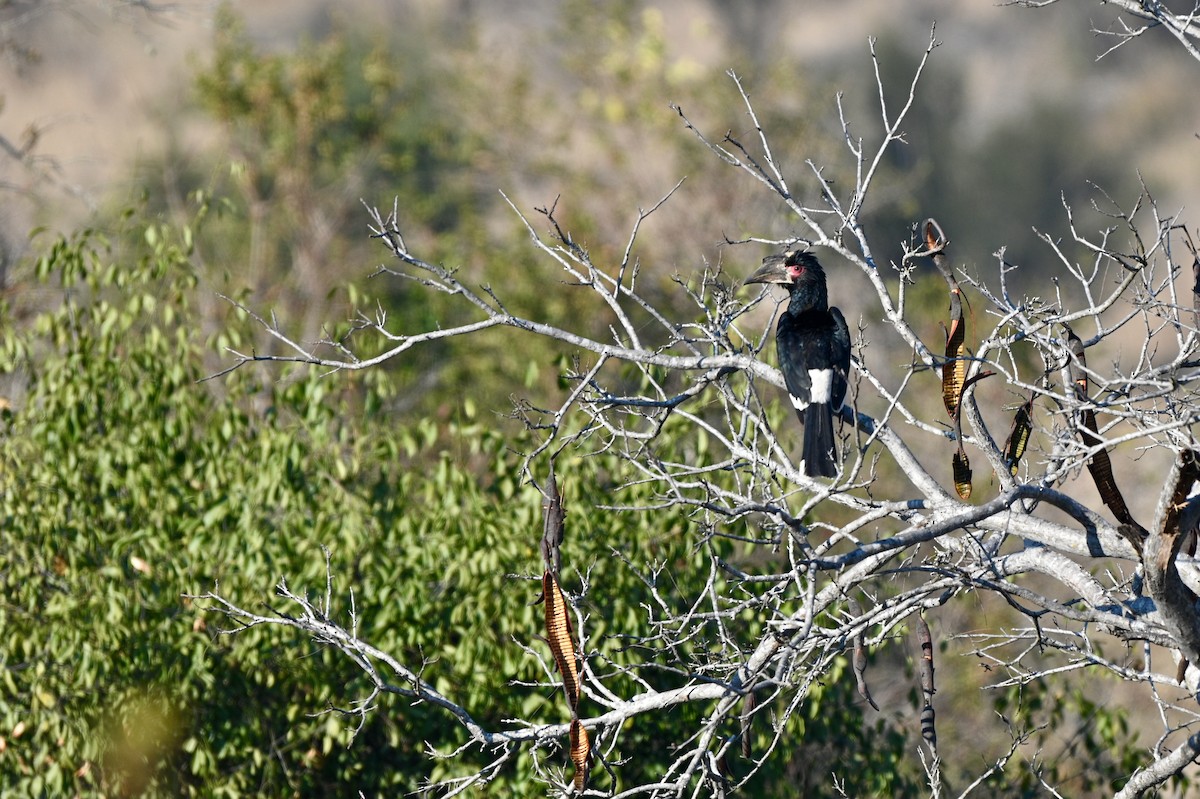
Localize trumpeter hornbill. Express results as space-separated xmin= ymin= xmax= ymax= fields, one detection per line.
xmin=745 ymin=250 xmax=851 ymax=477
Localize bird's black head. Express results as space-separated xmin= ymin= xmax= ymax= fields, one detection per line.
xmin=744 ymin=250 xmax=826 ymax=287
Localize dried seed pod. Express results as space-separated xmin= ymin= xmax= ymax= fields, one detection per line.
xmin=740 ymin=690 xmax=757 ymax=758
xmin=924 ymin=219 xmax=966 ymax=420
xmin=942 ymin=316 xmax=966 ymax=420
xmin=569 ymin=718 xmax=591 ymax=792
xmin=1003 ymin=397 xmax=1033 ymax=476
xmin=1064 ymin=325 xmax=1141 ymax=530
xmin=916 ymin=614 xmax=937 ymax=751
xmin=541 ymin=465 xmax=566 ymax=576
xmin=542 ymin=570 xmax=581 ymax=711
xmin=952 ymin=448 xmax=972 ymax=500
xmin=846 ymin=596 xmax=878 ymax=711
xmin=948 ymin=365 xmax=990 ymax=503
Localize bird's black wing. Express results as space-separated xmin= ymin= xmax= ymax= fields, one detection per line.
xmin=775 ymin=314 xmax=812 ymax=419
xmin=830 ymin=307 xmax=851 ymax=411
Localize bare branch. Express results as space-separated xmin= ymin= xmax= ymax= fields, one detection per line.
xmin=204 ymin=25 xmax=1200 ymax=796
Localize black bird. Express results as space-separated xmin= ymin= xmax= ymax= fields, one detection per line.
xmin=745 ymin=250 xmax=851 ymax=477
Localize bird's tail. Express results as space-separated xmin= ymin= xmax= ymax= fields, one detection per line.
xmin=802 ymin=402 xmax=838 ymax=477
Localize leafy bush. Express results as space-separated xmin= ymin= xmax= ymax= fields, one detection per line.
xmin=0 ymin=209 xmax=910 ymax=796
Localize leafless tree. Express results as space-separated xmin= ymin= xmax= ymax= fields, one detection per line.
xmin=196 ymin=18 xmax=1200 ymax=799
xmin=1009 ymin=0 xmax=1200 ymax=62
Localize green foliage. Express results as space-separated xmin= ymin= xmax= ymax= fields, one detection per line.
xmin=192 ymin=4 xmax=490 ymax=278
xmin=990 ymin=679 xmax=1151 ymax=797
xmin=0 ymin=217 xmax=382 ymax=795
xmin=148 ymin=5 xmax=610 ymax=423
xmin=0 ymin=211 xmax=916 ymax=796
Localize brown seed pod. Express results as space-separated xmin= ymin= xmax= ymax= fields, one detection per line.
xmin=569 ymin=718 xmax=590 ymax=792
xmin=542 ymin=570 xmax=581 ymax=711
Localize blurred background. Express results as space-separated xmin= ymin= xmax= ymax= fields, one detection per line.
xmin=5 ymin=0 xmax=1198 ymax=291
xmin=2 ymin=1 xmax=1198 ymax=796
xmin=5 ymin=0 xmax=1199 ymax=416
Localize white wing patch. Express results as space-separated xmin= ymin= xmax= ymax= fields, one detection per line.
xmin=808 ymin=368 xmax=833 ymax=404
xmin=790 ymin=368 xmax=833 ymax=412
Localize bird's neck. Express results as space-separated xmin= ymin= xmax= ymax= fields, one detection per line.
xmin=788 ymin=283 xmax=828 ymax=314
